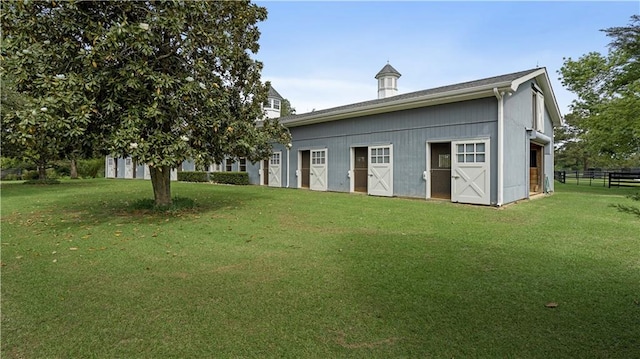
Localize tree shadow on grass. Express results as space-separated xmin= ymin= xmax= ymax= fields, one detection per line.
xmin=1 ymin=179 xmax=275 ymax=230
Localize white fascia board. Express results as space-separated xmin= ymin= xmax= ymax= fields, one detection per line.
xmin=509 ymin=68 xmax=546 ymax=92
xmin=285 ymin=83 xmax=513 ymax=128
xmin=509 ymin=68 xmax=563 ymax=127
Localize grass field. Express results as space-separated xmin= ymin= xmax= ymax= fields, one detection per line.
xmin=1 ymin=179 xmax=639 ymax=358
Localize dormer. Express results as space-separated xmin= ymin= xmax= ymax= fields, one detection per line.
xmin=375 ymin=63 xmax=401 ymax=99
xmin=264 ymin=86 xmax=284 ymax=119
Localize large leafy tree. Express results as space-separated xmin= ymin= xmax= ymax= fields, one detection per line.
xmin=558 ymin=15 xmax=640 ymax=163
xmin=2 ymin=1 xmax=289 ymax=205
xmin=280 ymin=98 xmax=296 ymax=117
xmin=1 ymin=2 xmax=95 ymax=180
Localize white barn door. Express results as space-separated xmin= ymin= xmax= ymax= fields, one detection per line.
xmin=143 ymin=164 xmax=151 ymax=180
xmin=452 ymin=139 xmax=490 ymax=205
xmin=106 ymin=156 xmax=116 ymax=178
xmin=124 ymin=158 xmax=134 ymax=179
xmin=310 ymin=149 xmax=328 ymax=191
xmin=268 ymin=152 xmax=282 ymax=187
xmin=368 ymin=145 xmax=393 ymax=197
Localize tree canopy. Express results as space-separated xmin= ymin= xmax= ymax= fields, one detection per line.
xmin=2 ymin=1 xmax=290 ymax=205
xmin=558 ymin=15 xmax=639 ymax=165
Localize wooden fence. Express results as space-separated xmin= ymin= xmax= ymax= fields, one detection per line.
xmin=554 ymin=170 xmax=640 ymax=187
xmin=608 ymin=172 xmax=640 ymax=188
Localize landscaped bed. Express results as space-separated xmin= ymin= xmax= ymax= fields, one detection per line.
xmin=1 ymin=179 xmax=638 ymax=358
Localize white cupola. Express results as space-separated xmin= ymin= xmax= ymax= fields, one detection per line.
xmin=375 ymin=62 xmax=401 ymax=99
xmin=264 ymin=86 xmax=284 ymax=119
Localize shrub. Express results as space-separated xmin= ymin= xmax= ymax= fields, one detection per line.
xmin=45 ymin=168 xmax=59 ymax=179
xmin=2 ymin=174 xmax=19 ymax=181
xmin=53 ymin=161 xmax=71 ymax=177
xmin=211 ymin=172 xmax=249 ymax=185
xmin=77 ymin=158 xmax=105 ymax=178
xmin=178 ymin=171 xmax=209 ymax=182
xmin=22 ymin=170 xmax=39 ymax=180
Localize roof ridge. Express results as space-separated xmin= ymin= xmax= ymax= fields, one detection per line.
xmin=280 ymin=67 xmax=545 ymax=122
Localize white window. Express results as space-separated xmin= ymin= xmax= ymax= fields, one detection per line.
xmin=532 ymin=86 xmax=545 ymax=132
xmin=273 ymin=99 xmax=280 ymax=110
xmin=263 ymin=99 xmax=272 ymax=109
xmin=225 ymin=158 xmax=234 ymax=172
xmin=456 ymin=142 xmax=486 ymax=163
xmin=311 ymin=150 xmax=325 ymax=165
xmin=239 ymin=158 xmax=247 ymax=172
xmin=270 ymin=152 xmax=280 ymax=165
xmin=370 ymin=147 xmax=390 ymax=164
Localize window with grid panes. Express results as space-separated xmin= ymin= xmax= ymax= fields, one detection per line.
xmin=311 ymin=151 xmax=325 ymax=165
xmin=456 ymin=143 xmax=486 ymax=163
xmin=370 ymin=147 xmax=390 ymax=164
xmin=270 ymin=153 xmax=280 ymax=165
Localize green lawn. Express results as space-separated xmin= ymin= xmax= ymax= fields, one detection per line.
xmin=1 ymin=179 xmax=639 ymax=358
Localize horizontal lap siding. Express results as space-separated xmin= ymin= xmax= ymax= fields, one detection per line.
xmin=283 ymin=97 xmax=498 ymax=200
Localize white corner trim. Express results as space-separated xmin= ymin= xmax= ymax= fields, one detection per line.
xmin=493 ymin=87 xmax=504 ymax=207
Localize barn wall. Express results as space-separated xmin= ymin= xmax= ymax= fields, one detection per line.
xmin=264 ymin=97 xmax=499 ymax=202
xmin=543 ymin=100 xmax=555 ymax=193
xmin=502 ymin=80 xmax=533 ymax=203
xmin=503 ymin=78 xmax=557 ymax=203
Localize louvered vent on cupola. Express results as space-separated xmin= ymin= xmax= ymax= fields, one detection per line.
xmin=375 ymin=63 xmax=401 ymax=99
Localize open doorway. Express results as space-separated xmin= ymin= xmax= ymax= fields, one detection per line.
xmin=262 ymin=159 xmax=269 ymax=186
xmin=300 ymin=150 xmax=310 ymax=188
xmin=530 ymin=143 xmax=543 ymax=194
xmin=353 ymin=147 xmax=368 ymax=193
xmin=430 ymin=142 xmax=451 ymax=199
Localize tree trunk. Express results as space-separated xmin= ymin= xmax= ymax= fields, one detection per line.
xmin=149 ymin=165 xmax=172 ymax=207
xmin=38 ymin=163 xmax=47 ymax=181
xmin=70 ymin=158 xmax=78 ymax=179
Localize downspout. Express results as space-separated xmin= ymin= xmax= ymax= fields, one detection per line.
xmin=286 ymin=143 xmax=292 ymax=188
xmin=493 ymin=88 xmax=504 ymax=206
xmin=286 ymin=144 xmax=291 ymax=188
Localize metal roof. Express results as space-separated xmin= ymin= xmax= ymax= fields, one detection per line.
xmin=280 ymin=68 xmax=562 ymax=127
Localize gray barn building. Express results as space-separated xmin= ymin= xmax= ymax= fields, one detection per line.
xmin=247 ymin=65 xmax=562 ymax=206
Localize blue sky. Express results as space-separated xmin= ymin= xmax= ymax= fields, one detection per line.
xmin=254 ymin=1 xmax=639 ymax=115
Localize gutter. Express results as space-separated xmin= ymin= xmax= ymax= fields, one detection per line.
xmin=493 ymin=87 xmax=504 ymax=207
